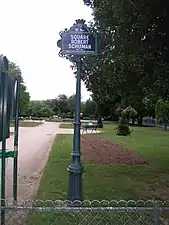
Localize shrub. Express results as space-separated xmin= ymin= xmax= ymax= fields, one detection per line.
xmin=122 ymin=105 xmax=137 ymax=121
xmin=97 ymin=117 xmax=103 ymax=128
xmin=116 ymin=106 xmax=137 ymax=136
xmin=117 ymin=115 xmax=131 ymax=136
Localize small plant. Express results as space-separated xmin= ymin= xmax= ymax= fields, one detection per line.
xmin=156 ymin=99 xmax=169 ymax=130
xmin=122 ymin=105 xmax=137 ymax=122
xmin=116 ymin=106 xmax=137 ymax=136
xmin=117 ymin=114 xmax=131 ymax=136
xmin=97 ymin=116 xmax=103 ymax=128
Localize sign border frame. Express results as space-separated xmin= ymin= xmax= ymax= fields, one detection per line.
xmin=61 ymin=31 xmax=99 ymax=56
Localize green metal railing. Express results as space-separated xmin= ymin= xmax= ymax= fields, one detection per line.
xmin=0 ymin=55 xmax=20 ymax=225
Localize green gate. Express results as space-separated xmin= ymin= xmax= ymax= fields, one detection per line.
xmin=0 ymin=55 xmax=20 ymax=224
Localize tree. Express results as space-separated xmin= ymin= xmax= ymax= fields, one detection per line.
xmin=27 ymin=101 xmax=42 ymax=117
xmin=83 ymin=99 xmax=96 ymax=117
xmin=67 ymin=94 xmax=76 ymax=117
xmin=20 ymin=85 xmax=30 ymax=116
xmin=156 ymin=99 xmax=169 ymax=130
xmin=116 ymin=106 xmax=137 ymax=136
xmin=39 ymin=104 xmax=54 ymax=118
xmin=81 ymin=0 xmax=169 ymax=124
xmin=117 ymin=115 xmax=130 ymax=136
xmin=8 ymin=61 xmax=30 ymax=116
xmin=57 ymin=94 xmax=69 ymax=114
xmin=27 ymin=100 xmax=54 ymax=118
xmin=122 ymin=106 xmax=137 ymax=123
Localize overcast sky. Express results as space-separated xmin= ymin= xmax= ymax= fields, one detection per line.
xmin=0 ymin=0 xmax=93 ymax=100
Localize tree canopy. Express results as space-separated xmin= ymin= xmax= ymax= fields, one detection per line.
xmin=8 ymin=61 xmax=30 ymax=116
xmin=80 ymin=0 xmax=169 ymax=123
xmin=26 ymin=95 xmax=96 ymax=119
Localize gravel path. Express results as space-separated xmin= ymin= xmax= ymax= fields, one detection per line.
xmin=4 ymin=122 xmax=60 ymax=202
xmin=3 ymin=123 xmax=99 ymax=203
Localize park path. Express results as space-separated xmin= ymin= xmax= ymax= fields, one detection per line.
xmin=4 ymin=122 xmax=60 ymax=202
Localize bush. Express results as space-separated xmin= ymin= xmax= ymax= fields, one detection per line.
xmin=122 ymin=105 xmax=137 ymax=120
xmin=116 ymin=106 xmax=137 ymax=136
xmin=61 ymin=113 xmax=67 ymax=119
xmin=117 ymin=116 xmax=131 ymax=136
xmin=117 ymin=124 xmax=131 ymax=136
xmin=31 ymin=117 xmax=43 ymax=121
xmin=45 ymin=118 xmax=62 ymax=122
xmin=62 ymin=118 xmax=74 ymax=122
xmin=97 ymin=117 xmax=103 ymax=128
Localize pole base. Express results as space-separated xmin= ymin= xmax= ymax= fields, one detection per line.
xmin=67 ymin=163 xmax=83 ymax=204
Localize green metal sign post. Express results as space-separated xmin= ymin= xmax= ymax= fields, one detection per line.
xmin=57 ymin=19 xmax=99 ymax=204
xmin=13 ymin=77 xmax=20 ymax=203
xmin=0 ymin=55 xmax=20 ymax=224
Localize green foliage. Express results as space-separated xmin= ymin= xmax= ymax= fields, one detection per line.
xmin=61 ymin=112 xmax=67 ymax=119
xmin=122 ymin=106 xmax=137 ymax=120
xmin=81 ymin=0 xmax=169 ymax=121
xmin=68 ymin=94 xmax=76 ymax=115
xmin=19 ymin=85 xmax=30 ymax=116
xmin=117 ymin=125 xmax=131 ymax=136
xmin=97 ymin=116 xmax=103 ymax=128
xmin=8 ymin=61 xmax=30 ymax=116
xmin=116 ymin=106 xmax=135 ymax=136
xmin=117 ymin=115 xmax=131 ymax=136
xmin=156 ymin=99 xmax=169 ymax=121
xmin=27 ymin=100 xmax=54 ymax=118
xmin=39 ymin=105 xmax=54 ymax=118
xmin=82 ymin=99 xmax=96 ymax=117
xmin=26 ymin=96 xmax=96 ymax=119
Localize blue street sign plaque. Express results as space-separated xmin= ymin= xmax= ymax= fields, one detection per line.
xmin=59 ymin=19 xmax=99 ymax=56
xmin=61 ymin=32 xmax=97 ymax=55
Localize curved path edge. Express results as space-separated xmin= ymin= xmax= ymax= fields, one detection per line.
xmin=5 ymin=122 xmax=60 ymax=203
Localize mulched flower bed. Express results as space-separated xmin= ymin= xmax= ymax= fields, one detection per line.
xmin=81 ymin=135 xmax=149 ymax=165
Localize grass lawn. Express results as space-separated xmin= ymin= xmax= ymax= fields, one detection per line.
xmin=34 ymin=125 xmax=169 ymax=200
xmin=28 ymin=124 xmax=169 ymax=224
xmin=59 ymin=123 xmax=74 ymax=129
xmin=10 ymin=121 xmax=43 ymax=127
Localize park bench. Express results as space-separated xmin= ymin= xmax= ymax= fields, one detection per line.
xmin=81 ymin=123 xmax=98 ymax=133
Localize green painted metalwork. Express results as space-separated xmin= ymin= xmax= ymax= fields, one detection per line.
xmin=0 ymin=56 xmax=9 ymax=225
xmin=0 ymin=55 xmax=20 ymax=224
xmin=0 ymin=149 xmax=17 ymax=158
xmin=13 ymin=77 xmax=20 ymax=203
xmin=57 ymin=19 xmax=99 ymax=204
xmin=67 ymin=57 xmax=84 ymax=203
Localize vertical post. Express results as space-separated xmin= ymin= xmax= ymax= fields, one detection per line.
xmin=0 ymin=70 xmax=8 ymax=225
xmin=13 ymin=78 xmax=20 ymax=203
xmin=68 ymin=57 xmax=83 ymax=203
xmin=153 ymin=201 xmax=159 ymax=225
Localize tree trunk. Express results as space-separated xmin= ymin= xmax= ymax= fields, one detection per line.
xmin=138 ymin=116 xmax=143 ymax=126
xmin=97 ymin=116 xmax=103 ymax=128
xmin=132 ymin=118 xmax=135 ymax=125
xmin=164 ymin=120 xmax=168 ymax=130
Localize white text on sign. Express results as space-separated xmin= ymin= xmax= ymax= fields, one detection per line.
xmin=68 ymin=34 xmax=92 ymax=50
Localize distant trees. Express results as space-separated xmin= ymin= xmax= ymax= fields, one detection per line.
xmin=8 ymin=61 xmax=30 ymax=116
xmin=156 ymin=99 xmax=169 ymax=130
xmin=82 ymin=99 xmax=96 ymax=118
xmin=26 ymin=95 xmax=97 ymax=119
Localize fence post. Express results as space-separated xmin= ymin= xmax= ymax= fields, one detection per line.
xmin=0 ymin=57 xmax=9 ymax=225
xmin=13 ymin=78 xmax=20 ymax=204
xmin=153 ymin=201 xmax=160 ymax=225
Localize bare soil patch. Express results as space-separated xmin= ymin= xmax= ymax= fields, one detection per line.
xmin=81 ymin=135 xmax=149 ymax=165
